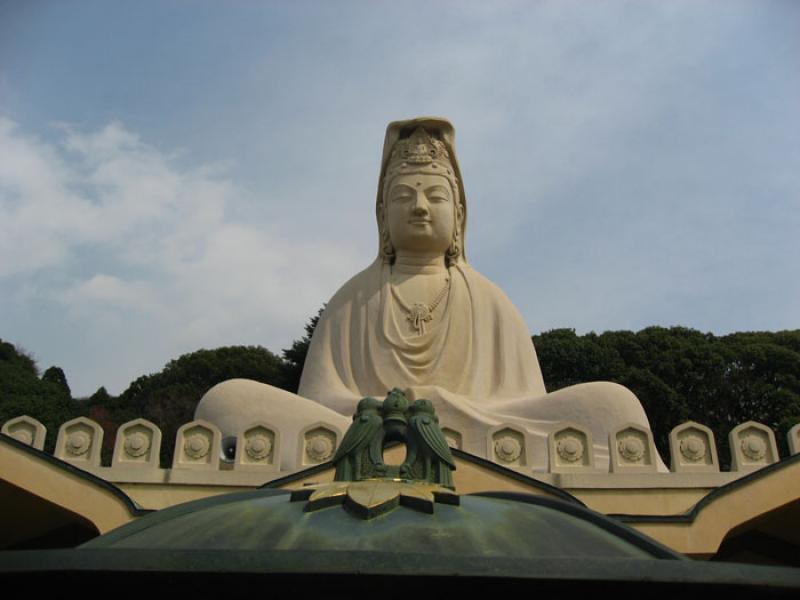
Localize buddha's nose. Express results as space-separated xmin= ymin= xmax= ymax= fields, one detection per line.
xmin=412 ymin=191 xmax=429 ymax=215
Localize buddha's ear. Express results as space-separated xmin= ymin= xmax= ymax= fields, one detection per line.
xmin=378 ymin=197 xmax=395 ymax=264
xmin=446 ymin=204 xmax=464 ymax=267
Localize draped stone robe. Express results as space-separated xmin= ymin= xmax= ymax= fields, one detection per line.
xmin=298 ymin=258 xmax=547 ymax=419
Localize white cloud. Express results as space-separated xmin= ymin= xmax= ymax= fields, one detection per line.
xmin=63 ymin=274 xmax=161 ymax=315
xmin=2 ymin=0 xmax=798 ymax=395
xmin=0 ymin=118 xmax=360 ymax=394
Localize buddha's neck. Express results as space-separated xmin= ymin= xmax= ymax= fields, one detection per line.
xmin=393 ymin=252 xmax=447 ymax=274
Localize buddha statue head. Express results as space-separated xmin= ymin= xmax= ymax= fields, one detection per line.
xmin=376 ymin=118 xmax=467 ymax=267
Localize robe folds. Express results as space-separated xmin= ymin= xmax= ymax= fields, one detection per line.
xmin=298 ymin=258 xmax=547 ymax=416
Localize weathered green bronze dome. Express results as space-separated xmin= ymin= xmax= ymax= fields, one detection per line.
xmin=3 ymin=480 xmax=800 ymax=595
xmin=81 ymin=482 xmax=673 ymax=561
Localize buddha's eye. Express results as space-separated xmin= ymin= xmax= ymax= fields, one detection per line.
xmin=390 ymin=186 xmax=414 ymax=203
xmin=426 ymin=187 xmax=450 ymax=203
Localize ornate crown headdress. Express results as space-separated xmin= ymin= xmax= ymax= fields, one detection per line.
xmin=383 ymin=127 xmax=459 ymax=193
xmin=390 ymin=127 xmax=451 ymax=165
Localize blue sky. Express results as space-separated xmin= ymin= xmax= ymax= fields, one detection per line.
xmin=1 ymin=0 xmax=798 ymax=396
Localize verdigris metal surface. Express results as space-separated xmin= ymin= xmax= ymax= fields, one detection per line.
xmin=3 ymin=482 xmax=799 ymax=594
xmin=82 ymin=486 xmax=666 ymax=559
xmin=332 ymin=390 xmax=456 ymax=487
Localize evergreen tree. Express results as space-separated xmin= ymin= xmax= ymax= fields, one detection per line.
xmin=280 ymin=307 xmax=324 ymax=393
xmin=42 ymin=366 xmax=71 ymax=399
xmin=0 ymin=340 xmax=80 ymax=454
xmin=534 ymin=327 xmax=800 ymax=468
xmin=3 ymin=324 xmax=798 ymax=472
xmin=116 ymin=346 xmax=286 ymax=466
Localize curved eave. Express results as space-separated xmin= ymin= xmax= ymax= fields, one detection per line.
xmin=0 ymin=433 xmax=148 ymax=546
xmin=613 ymin=452 xmax=800 ymax=557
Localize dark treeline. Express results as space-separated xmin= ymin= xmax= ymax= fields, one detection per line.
xmin=534 ymin=327 xmax=800 ymax=467
xmin=2 ymin=322 xmax=799 ymax=468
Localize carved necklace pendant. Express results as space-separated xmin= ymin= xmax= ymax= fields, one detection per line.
xmin=408 ymin=303 xmax=433 ymax=335
xmin=391 ymin=275 xmax=450 ymax=337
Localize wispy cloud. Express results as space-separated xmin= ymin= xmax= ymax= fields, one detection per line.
xmin=0 ymin=117 xmax=360 ymax=394
xmin=1 ymin=0 xmax=798 ymax=395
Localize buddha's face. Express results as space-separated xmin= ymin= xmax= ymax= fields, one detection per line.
xmin=385 ymin=173 xmax=455 ymax=256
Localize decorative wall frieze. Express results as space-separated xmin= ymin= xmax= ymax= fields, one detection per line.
xmin=2 ymin=415 xmax=47 ymax=450
xmin=488 ymin=424 xmax=529 ymax=468
xmin=234 ymin=422 xmax=279 ymax=471
xmin=610 ymin=423 xmax=657 ymax=473
xmin=173 ymin=420 xmax=222 ymax=470
xmin=5 ymin=411 xmax=798 ymax=481
xmin=298 ymin=422 xmax=340 ymax=467
xmin=669 ymin=421 xmax=719 ymax=473
xmin=789 ymin=423 xmax=800 ymax=456
xmin=441 ymin=427 xmax=462 ymax=450
xmin=729 ymin=421 xmax=779 ymax=472
xmin=55 ymin=417 xmax=104 ymax=467
xmin=112 ymin=418 xmax=161 ymax=469
xmin=548 ymin=423 xmax=595 ymax=473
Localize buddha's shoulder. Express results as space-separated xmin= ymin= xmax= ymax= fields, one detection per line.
xmin=457 ymin=264 xmax=516 ymax=304
xmin=324 ymin=260 xmax=383 ymax=309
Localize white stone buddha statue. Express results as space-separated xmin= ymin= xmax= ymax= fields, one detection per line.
xmin=196 ymin=117 xmax=664 ymax=472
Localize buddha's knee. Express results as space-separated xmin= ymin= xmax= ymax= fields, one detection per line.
xmin=196 ymin=378 xmax=350 ymax=438
xmin=538 ymin=381 xmax=650 ymax=433
xmin=592 ymin=381 xmax=648 ymax=419
xmin=195 ymin=378 xmax=265 ymax=435
xmin=564 ymin=381 xmax=650 ymax=425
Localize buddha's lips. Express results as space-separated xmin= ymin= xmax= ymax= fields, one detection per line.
xmin=409 ymin=219 xmax=432 ymax=224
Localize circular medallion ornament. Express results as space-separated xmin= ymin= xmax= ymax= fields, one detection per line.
xmin=618 ymin=436 xmax=645 ymax=462
xmin=12 ymin=430 xmax=33 ymax=445
xmin=494 ymin=436 xmax=522 ymax=463
xmin=245 ymin=435 xmax=272 ymax=461
xmin=66 ymin=431 xmax=91 ymax=456
xmin=124 ymin=432 xmax=150 ymax=458
xmin=184 ymin=434 xmax=210 ymax=459
xmin=306 ymin=435 xmax=334 ymax=461
xmin=556 ymin=436 xmax=584 ymax=463
xmin=741 ymin=435 xmax=766 ymax=461
xmin=679 ymin=435 xmax=706 ymax=462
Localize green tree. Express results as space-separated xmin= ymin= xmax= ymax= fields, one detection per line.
xmin=0 ymin=340 xmax=81 ymax=454
xmin=534 ymin=327 xmax=800 ymax=468
xmin=5 ymin=324 xmax=798 ymax=472
xmin=88 ymin=386 xmax=112 ymax=404
xmin=114 ymin=346 xmax=287 ymax=467
xmin=42 ymin=366 xmax=71 ymax=399
xmin=280 ymin=307 xmax=324 ymax=393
